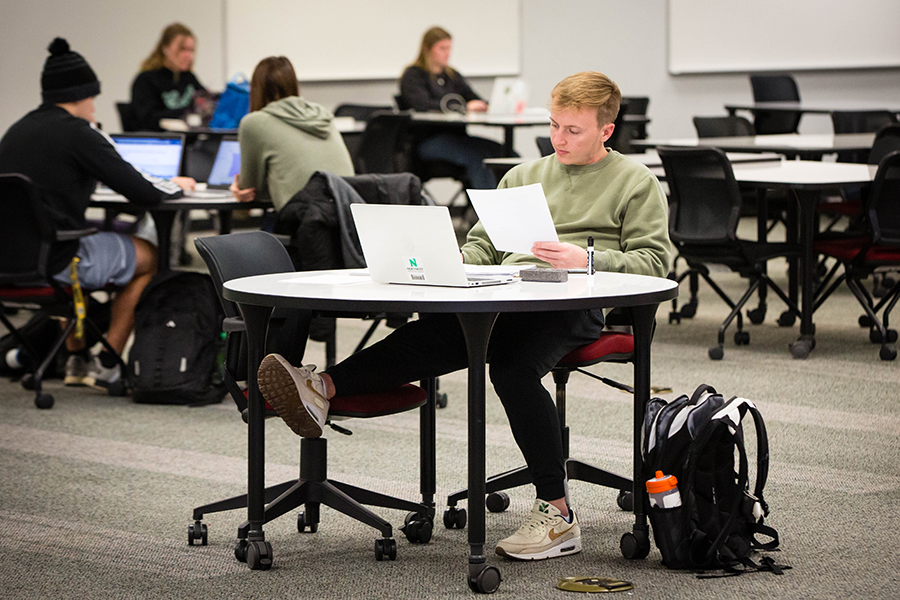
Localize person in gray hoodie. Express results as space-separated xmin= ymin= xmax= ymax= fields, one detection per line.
xmin=230 ymin=56 xmax=354 ymax=211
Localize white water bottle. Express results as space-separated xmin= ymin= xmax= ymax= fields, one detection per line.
xmin=646 ymin=471 xmax=682 ymax=509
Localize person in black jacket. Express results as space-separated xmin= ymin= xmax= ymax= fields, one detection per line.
xmin=399 ymin=26 xmax=505 ymax=189
xmin=0 ymin=38 xmax=195 ymax=390
xmin=130 ymin=23 xmax=206 ymax=131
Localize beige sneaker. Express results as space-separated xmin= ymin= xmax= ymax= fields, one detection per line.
xmin=257 ymin=354 xmax=329 ymax=438
xmin=495 ymin=499 xmax=582 ymax=561
xmin=64 ymin=355 xmax=90 ymax=386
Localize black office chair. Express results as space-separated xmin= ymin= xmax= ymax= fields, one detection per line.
xmin=749 ymin=74 xmax=801 ymax=134
xmin=334 ymin=104 xmax=394 ymax=122
xmin=621 ymin=96 xmax=651 ymax=141
xmin=812 ymin=150 xmax=900 ymax=360
xmin=188 ymin=231 xmax=436 ymax=560
xmin=0 ymin=173 xmax=128 ymax=408
xmin=659 ymin=147 xmax=801 ymax=359
xmin=352 ymin=111 xmax=412 ymax=175
xmin=443 ymin=311 xmax=649 ymax=527
xmin=536 ymin=136 xmax=554 ymax=157
xmin=831 ymin=111 xmax=897 ymax=163
xmin=692 ymin=115 xmax=755 ymax=138
xmin=115 ymin=102 xmax=140 ymax=132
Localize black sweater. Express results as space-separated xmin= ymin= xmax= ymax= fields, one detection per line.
xmin=0 ymin=105 xmax=182 ymax=274
xmin=398 ymin=66 xmax=481 ymax=112
xmin=130 ymin=67 xmax=205 ymax=131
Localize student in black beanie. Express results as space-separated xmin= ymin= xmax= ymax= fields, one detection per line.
xmin=0 ymin=37 xmax=195 ymax=390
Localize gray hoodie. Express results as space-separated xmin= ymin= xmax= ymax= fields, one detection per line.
xmin=238 ymin=96 xmax=354 ymax=210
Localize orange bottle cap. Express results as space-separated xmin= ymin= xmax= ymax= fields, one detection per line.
xmin=646 ymin=470 xmax=678 ymax=494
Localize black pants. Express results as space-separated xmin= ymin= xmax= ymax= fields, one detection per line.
xmin=326 ymin=309 xmax=606 ymax=501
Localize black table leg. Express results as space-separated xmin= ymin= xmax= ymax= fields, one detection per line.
xmin=790 ymin=190 xmax=818 ymax=359
xmin=149 ymin=210 xmax=176 ymax=272
xmin=455 ymin=311 xmax=502 ymax=594
xmin=237 ymin=302 xmax=274 ymax=569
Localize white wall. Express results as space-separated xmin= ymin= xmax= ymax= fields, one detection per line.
xmin=2 ymin=0 xmax=900 ymax=148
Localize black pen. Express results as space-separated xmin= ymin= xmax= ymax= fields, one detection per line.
xmin=587 ymin=236 xmax=594 ymax=276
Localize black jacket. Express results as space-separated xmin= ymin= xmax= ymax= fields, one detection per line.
xmin=131 ymin=67 xmax=205 ymax=131
xmin=0 ymin=105 xmax=182 ymax=273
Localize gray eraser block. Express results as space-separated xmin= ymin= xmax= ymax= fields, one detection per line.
xmin=521 ymin=268 xmax=568 ymax=282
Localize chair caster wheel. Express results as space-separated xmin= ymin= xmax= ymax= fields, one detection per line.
xmin=616 ymin=490 xmax=633 ymax=512
xmin=436 ymin=392 xmax=449 ymax=409
xmin=402 ymin=512 xmax=433 ymax=544
xmin=747 ymin=307 xmax=766 ymax=325
xmin=734 ymin=330 xmax=750 ymax=345
xmin=790 ymin=340 xmax=811 ymax=359
xmin=708 ymin=346 xmax=724 ymax=360
xmin=188 ymin=521 xmax=207 ymax=546
xmin=443 ymin=506 xmax=467 ymax=529
xmin=679 ymin=301 xmax=697 ymax=319
xmin=35 ymin=393 xmax=54 ymax=409
xmin=247 ymin=540 xmax=273 ymax=570
xmin=468 ymin=564 xmax=502 ymax=594
xmin=668 ymin=311 xmax=681 ymax=325
xmin=297 ymin=511 xmax=318 ymax=533
xmin=234 ymin=539 xmax=248 ymax=562
xmin=879 ymin=345 xmax=897 ymax=361
xmin=859 ymin=315 xmax=872 ymax=328
xmin=21 ymin=374 xmax=36 ymax=391
xmin=620 ymin=530 xmax=650 ymax=559
xmin=777 ymin=312 xmax=796 ymax=327
xmin=486 ymin=492 xmax=510 ymax=513
xmin=374 ymin=538 xmax=397 ymax=561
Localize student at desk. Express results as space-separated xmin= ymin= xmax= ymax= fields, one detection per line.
xmin=0 ymin=38 xmax=194 ymax=390
xmin=256 ymin=71 xmax=671 ymax=562
xmin=229 ymin=56 xmax=354 ymax=212
xmin=130 ymin=23 xmax=206 ymax=132
xmin=399 ymin=26 xmax=505 ymax=189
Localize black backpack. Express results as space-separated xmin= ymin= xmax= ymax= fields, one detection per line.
xmin=642 ymin=384 xmax=785 ymax=575
xmin=128 ymin=271 xmax=225 ymax=406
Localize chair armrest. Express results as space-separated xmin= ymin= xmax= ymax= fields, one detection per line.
xmin=56 ymin=227 xmax=99 ymax=242
xmin=223 ymin=316 xmax=245 ymax=332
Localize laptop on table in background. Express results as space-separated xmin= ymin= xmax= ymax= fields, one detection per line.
xmin=109 ymin=132 xmax=186 ymax=180
xmin=350 ymin=204 xmax=515 ymax=288
xmin=204 ymin=136 xmax=241 ymax=189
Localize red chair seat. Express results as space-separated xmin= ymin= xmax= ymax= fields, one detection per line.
xmin=0 ymin=285 xmax=62 ymax=299
xmin=557 ymin=332 xmax=635 ymax=368
xmin=330 ymin=384 xmax=428 ymax=418
xmin=814 ymin=238 xmax=900 ymax=263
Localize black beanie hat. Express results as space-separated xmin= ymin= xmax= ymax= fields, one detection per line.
xmin=41 ymin=38 xmax=101 ymax=104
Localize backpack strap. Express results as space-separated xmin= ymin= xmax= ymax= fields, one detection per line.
xmin=689 ymin=384 xmax=717 ymax=404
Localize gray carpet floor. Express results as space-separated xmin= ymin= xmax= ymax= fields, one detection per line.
xmin=1 ymin=234 xmax=898 ymax=599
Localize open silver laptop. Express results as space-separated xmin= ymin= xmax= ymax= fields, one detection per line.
xmin=350 ymin=204 xmax=514 ymax=287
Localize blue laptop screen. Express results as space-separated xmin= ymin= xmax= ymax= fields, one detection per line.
xmin=206 ymin=139 xmax=241 ymax=186
xmin=111 ymin=136 xmax=183 ymax=179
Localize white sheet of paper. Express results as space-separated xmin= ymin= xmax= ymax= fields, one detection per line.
xmin=466 ymin=183 xmax=558 ymax=255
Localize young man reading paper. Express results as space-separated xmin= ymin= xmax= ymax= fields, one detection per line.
xmin=256 ymin=71 xmax=671 ymax=561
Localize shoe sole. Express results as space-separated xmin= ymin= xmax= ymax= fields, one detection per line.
xmin=63 ymin=376 xmax=88 ymax=386
xmin=496 ymin=535 xmax=582 ymax=561
xmin=257 ymin=354 xmax=324 ymax=438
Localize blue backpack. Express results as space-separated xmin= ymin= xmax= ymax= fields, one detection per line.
xmin=209 ymin=75 xmax=250 ymax=129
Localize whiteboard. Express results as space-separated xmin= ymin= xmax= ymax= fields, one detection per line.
xmin=668 ymin=0 xmax=900 ymax=74
xmin=225 ymin=0 xmax=520 ymax=81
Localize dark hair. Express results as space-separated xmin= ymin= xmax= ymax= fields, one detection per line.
xmin=140 ymin=23 xmax=196 ymax=72
xmin=249 ymin=56 xmax=300 ymax=112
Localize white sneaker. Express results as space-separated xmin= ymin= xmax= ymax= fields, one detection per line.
xmin=64 ymin=355 xmax=90 ymax=386
xmin=257 ymin=354 xmax=329 ymax=438
xmin=84 ymin=356 xmax=121 ymax=391
xmin=495 ymin=499 xmax=582 ymax=561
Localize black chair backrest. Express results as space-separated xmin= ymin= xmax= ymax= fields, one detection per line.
xmin=194 ymin=231 xmax=295 ymax=319
xmin=621 ymin=96 xmax=649 ymax=116
xmin=334 ymin=104 xmax=394 ymax=122
xmin=868 ymin=123 xmax=900 ymax=165
xmin=749 ymin=74 xmax=801 ymax=134
xmin=693 ymin=115 xmax=755 ymax=138
xmin=394 ymin=94 xmax=411 ymax=111
xmin=0 ymin=173 xmax=55 ymax=283
xmin=658 ymin=147 xmax=742 ymax=244
xmin=868 ymin=150 xmax=900 ymax=247
xmin=831 ymin=110 xmax=896 ymax=135
xmin=115 ymin=102 xmax=140 ymax=132
xmin=354 ymin=111 xmax=412 ymax=174
xmin=536 ymin=136 xmax=554 ymax=157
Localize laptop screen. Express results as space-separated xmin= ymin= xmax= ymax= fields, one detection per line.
xmin=206 ymin=138 xmax=241 ymax=187
xmin=110 ymin=134 xmax=184 ymax=179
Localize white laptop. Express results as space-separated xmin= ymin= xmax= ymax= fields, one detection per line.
xmin=488 ymin=77 xmax=528 ymax=115
xmin=350 ymin=204 xmax=515 ymax=288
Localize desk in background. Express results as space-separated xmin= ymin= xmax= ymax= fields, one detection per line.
xmin=632 ymin=133 xmax=875 ymax=161
xmin=223 ymin=270 xmax=678 ymax=591
xmin=410 ymin=111 xmax=551 ymax=157
xmin=725 ymin=101 xmax=900 ymax=120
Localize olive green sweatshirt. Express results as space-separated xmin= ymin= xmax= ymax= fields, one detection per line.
xmin=461 ymin=151 xmax=671 ymax=277
xmin=238 ymin=96 xmax=354 ymax=211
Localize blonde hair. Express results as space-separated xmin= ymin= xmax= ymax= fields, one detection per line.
xmin=140 ymin=23 xmax=195 ymax=73
xmin=409 ymin=26 xmax=457 ymax=78
xmin=550 ymin=71 xmax=621 ymax=127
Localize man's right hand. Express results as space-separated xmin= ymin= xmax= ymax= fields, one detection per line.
xmin=230 ymin=174 xmax=256 ymax=202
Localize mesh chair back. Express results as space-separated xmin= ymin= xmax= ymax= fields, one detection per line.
xmin=749 ymin=74 xmax=801 ymax=134
xmin=831 ymin=111 xmax=896 ymax=135
xmin=693 ymin=116 xmax=755 ymax=138
xmin=334 ymin=104 xmax=394 ymax=122
xmin=869 ymin=123 xmax=900 ymax=165
xmin=0 ymin=174 xmax=55 ymax=283
xmin=621 ymin=96 xmax=649 ymax=116
xmin=658 ymin=147 xmax=742 ymax=244
xmin=354 ymin=111 xmax=411 ymax=174
xmin=868 ymin=150 xmax=900 ymax=247
xmin=536 ymin=136 xmax=554 ymax=157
